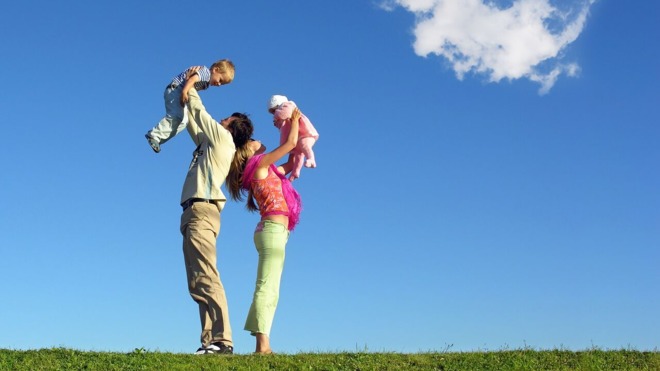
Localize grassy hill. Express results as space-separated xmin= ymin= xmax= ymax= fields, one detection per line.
xmin=1 ymin=347 xmax=658 ymax=370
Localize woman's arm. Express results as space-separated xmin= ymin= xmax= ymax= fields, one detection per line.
xmin=259 ymin=108 xmax=301 ymax=170
xmin=276 ymin=153 xmax=295 ymax=175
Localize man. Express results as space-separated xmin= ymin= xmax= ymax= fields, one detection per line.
xmin=179 ymin=88 xmax=253 ymax=354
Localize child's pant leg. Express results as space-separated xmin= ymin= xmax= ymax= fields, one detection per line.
xmin=147 ymin=86 xmax=185 ymax=144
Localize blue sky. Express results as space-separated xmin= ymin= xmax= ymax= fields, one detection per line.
xmin=0 ymin=0 xmax=658 ymax=354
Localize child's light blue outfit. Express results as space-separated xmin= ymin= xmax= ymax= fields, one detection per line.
xmin=146 ymin=66 xmax=212 ymax=146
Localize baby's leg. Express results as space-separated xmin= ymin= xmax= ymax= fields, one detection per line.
xmin=300 ymin=137 xmax=317 ymax=168
xmin=289 ymin=150 xmax=304 ymax=182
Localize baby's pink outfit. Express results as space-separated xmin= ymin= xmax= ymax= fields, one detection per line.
xmin=273 ymin=101 xmax=319 ymax=181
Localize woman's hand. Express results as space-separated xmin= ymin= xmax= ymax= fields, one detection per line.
xmin=290 ymin=107 xmax=301 ymax=122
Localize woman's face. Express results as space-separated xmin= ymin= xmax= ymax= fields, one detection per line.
xmin=248 ymin=139 xmax=266 ymax=156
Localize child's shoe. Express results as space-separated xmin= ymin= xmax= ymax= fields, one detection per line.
xmin=145 ymin=134 xmax=160 ymax=153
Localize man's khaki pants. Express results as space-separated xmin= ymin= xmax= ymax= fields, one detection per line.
xmin=180 ymin=202 xmax=233 ymax=347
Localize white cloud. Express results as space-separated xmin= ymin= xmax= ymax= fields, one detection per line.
xmin=384 ymin=0 xmax=595 ymax=94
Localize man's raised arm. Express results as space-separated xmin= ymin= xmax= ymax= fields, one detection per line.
xmin=185 ymin=88 xmax=221 ymax=141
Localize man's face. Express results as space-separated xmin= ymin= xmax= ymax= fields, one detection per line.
xmin=220 ymin=116 xmax=237 ymax=130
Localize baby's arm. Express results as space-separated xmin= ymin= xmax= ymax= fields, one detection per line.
xmin=299 ymin=115 xmax=319 ymax=139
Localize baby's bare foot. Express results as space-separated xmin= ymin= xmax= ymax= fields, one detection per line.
xmin=304 ymin=159 xmax=316 ymax=168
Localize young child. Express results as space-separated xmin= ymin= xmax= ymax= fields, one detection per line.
xmin=226 ymin=108 xmax=303 ymax=354
xmin=145 ymin=59 xmax=235 ymax=153
xmin=268 ymin=95 xmax=319 ymax=181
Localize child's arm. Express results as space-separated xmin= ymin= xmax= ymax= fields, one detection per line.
xmin=180 ymin=66 xmax=202 ymax=106
xmin=258 ymin=108 xmax=301 ymax=171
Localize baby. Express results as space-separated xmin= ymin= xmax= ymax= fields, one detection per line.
xmin=268 ymin=95 xmax=319 ymax=181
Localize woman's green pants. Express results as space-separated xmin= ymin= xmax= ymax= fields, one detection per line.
xmin=244 ymin=220 xmax=289 ymax=336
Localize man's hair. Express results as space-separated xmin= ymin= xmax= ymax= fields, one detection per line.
xmin=228 ymin=112 xmax=253 ymax=148
xmin=210 ymin=59 xmax=235 ymax=83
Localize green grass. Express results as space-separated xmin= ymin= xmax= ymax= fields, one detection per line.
xmin=0 ymin=348 xmax=658 ymax=370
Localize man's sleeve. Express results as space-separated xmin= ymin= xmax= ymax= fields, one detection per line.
xmin=185 ymin=108 xmax=202 ymax=146
xmin=186 ymin=88 xmax=223 ymax=143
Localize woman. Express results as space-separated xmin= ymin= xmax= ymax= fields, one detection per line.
xmin=226 ymin=107 xmax=303 ymax=354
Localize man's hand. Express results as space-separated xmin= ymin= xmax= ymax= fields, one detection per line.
xmin=185 ymin=66 xmax=202 ymax=79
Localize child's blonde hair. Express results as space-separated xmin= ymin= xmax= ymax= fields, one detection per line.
xmin=211 ymin=59 xmax=235 ymax=83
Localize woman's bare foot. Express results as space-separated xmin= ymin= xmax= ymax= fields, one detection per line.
xmin=255 ymin=333 xmax=273 ymax=354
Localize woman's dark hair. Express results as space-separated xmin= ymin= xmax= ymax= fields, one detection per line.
xmin=228 ymin=112 xmax=253 ymax=148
